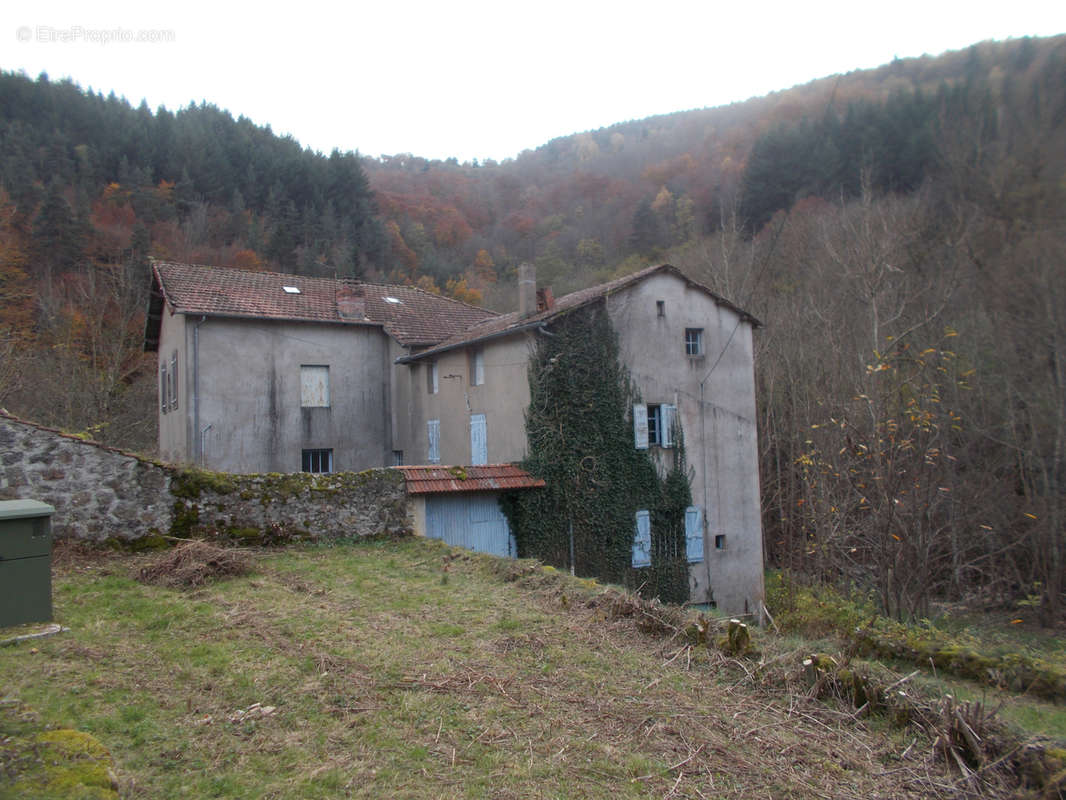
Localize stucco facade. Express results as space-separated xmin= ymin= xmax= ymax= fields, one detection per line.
xmin=398 ymin=269 xmax=764 ymax=614
xmin=157 ymin=304 xmax=391 ymax=473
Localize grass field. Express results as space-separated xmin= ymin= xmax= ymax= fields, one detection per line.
xmin=0 ymin=538 xmax=1057 ymax=798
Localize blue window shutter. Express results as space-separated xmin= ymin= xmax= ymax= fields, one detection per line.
xmin=632 ymin=509 xmax=651 ymax=568
xmin=427 ymin=419 xmax=440 ymax=463
xmin=685 ymin=506 xmax=704 ymax=563
xmin=470 ymin=414 xmax=487 ymax=465
xmin=633 ymin=404 xmax=649 ymax=450
xmin=661 ymin=404 xmax=677 ymax=448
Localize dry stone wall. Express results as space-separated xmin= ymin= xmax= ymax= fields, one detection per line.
xmin=0 ymin=412 xmax=410 ymax=545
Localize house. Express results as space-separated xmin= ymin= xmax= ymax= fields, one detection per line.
xmin=145 ymin=260 xmax=763 ymax=614
xmin=144 ymin=260 xmax=495 ymax=472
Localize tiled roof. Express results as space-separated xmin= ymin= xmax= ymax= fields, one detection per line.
xmin=399 ymin=263 xmax=760 ymax=362
xmin=149 ymin=260 xmax=497 ymax=347
xmin=398 ymin=464 xmax=546 ymax=494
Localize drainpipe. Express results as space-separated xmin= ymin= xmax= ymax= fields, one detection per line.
xmin=200 ymin=424 xmax=213 ymax=467
xmin=193 ymin=316 xmax=207 ymax=465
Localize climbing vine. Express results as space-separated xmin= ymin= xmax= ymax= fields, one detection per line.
xmin=501 ymin=301 xmax=692 ymax=603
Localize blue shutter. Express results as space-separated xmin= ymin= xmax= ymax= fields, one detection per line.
xmin=470 ymin=414 xmax=487 ymax=465
xmin=685 ymin=506 xmax=704 ymax=563
xmin=427 ymin=419 xmax=440 ymax=463
xmin=661 ymin=404 xmax=677 ymax=448
xmin=633 ymin=404 xmax=649 ymax=450
xmin=632 ymin=509 xmax=651 ymax=568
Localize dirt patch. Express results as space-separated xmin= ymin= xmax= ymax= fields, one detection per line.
xmin=136 ymin=541 xmax=251 ymax=589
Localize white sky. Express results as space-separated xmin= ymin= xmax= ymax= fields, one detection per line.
xmin=2 ymin=1 xmax=1063 ymax=164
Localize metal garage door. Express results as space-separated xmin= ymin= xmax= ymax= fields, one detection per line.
xmin=425 ymin=492 xmax=516 ymax=558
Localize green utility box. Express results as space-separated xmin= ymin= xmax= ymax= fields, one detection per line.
xmin=0 ymin=499 xmax=55 ymax=628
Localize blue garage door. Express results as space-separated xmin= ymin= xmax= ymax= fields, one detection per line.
xmin=426 ymin=493 xmax=516 ymax=558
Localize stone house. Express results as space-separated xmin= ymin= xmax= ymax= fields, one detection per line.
xmin=145 ymin=260 xmax=763 ymax=613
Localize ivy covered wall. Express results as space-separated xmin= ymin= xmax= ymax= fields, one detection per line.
xmin=501 ymin=301 xmax=692 ymax=603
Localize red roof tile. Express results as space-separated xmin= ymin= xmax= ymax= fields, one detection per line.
xmin=150 ymin=260 xmax=496 ymax=347
xmin=397 ymin=464 xmax=546 ymax=494
xmin=399 ymin=263 xmax=760 ymax=362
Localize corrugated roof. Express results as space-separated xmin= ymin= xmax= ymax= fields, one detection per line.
xmin=148 ymin=260 xmax=497 ymax=348
xmin=398 ymin=464 xmax=546 ymax=494
xmin=398 ymin=263 xmax=760 ymax=362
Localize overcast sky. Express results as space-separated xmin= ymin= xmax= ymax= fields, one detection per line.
xmin=2 ymin=1 xmax=1063 ymax=163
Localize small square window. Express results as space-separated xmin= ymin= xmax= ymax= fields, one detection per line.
xmin=685 ymin=328 xmax=703 ymax=356
xmin=391 ymin=450 xmax=404 ymax=466
xmin=715 ymin=534 xmax=726 ymax=550
xmin=302 ymin=448 xmax=333 ymax=473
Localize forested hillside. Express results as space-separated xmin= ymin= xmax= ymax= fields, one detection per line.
xmin=0 ymin=35 xmax=1063 ymax=620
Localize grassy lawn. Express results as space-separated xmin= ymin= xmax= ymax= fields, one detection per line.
xmin=0 ymin=538 xmax=1047 ymax=798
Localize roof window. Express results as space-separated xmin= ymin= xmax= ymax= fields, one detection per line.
xmin=384 ymin=296 xmax=402 ymax=304
xmin=283 ymin=286 xmax=301 ymax=294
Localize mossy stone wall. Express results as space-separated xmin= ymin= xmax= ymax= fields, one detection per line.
xmin=0 ymin=413 xmax=410 ymax=545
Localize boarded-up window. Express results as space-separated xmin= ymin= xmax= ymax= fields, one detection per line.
xmin=427 ymin=419 xmax=440 ymax=463
xmin=685 ymin=506 xmax=704 ymax=563
xmin=632 ymin=509 xmax=651 ymax=568
xmin=470 ymin=414 xmax=487 ymax=465
xmin=301 ymin=365 xmax=330 ymax=407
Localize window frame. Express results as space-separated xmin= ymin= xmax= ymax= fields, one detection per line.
xmin=685 ymin=328 xmax=704 ymax=357
xmin=427 ymin=361 xmax=439 ymax=395
xmin=301 ymin=448 xmax=333 ymax=474
xmin=469 ymin=347 xmax=485 ymax=386
xmin=647 ymin=403 xmax=676 ymax=448
xmin=169 ymin=351 xmax=179 ymax=410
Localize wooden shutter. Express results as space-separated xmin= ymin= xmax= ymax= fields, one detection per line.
xmin=685 ymin=506 xmax=704 ymax=563
xmin=470 ymin=414 xmax=487 ymax=465
xmin=661 ymin=404 xmax=677 ymax=448
xmin=633 ymin=404 xmax=649 ymax=450
xmin=427 ymin=419 xmax=440 ymax=463
xmin=632 ymin=509 xmax=651 ymax=568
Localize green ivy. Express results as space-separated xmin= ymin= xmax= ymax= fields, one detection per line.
xmin=501 ymin=301 xmax=692 ymax=603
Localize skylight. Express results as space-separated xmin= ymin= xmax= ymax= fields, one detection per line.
xmin=283 ymin=286 xmax=301 ymax=294
xmin=384 ymin=296 xmax=402 ymax=304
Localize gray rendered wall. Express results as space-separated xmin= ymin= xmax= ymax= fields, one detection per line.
xmin=191 ymin=317 xmax=390 ymax=473
xmin=606 ymin=273 xmax=764 ymax=616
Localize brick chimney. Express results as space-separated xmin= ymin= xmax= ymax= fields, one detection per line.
xmin=518 ymin=263 xmax=537 ymax=317
xmin=336 ymin=285 xmax=366 ymax=320
xmin=536 ymin=287 xmax=554 ymax=312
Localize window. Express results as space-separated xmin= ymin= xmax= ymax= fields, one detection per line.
xmin=634 ymin=403 xmax=676 ymax=448
xmin=685 ymin=328 xmax=703 ymax=356
xmin=469 ymin=347 xmax=485 ymax=386
xmin=427 ymin=419 xmax=440 ymax=463
xmin=391 ymin=450 xmax=404 ymax=466
xmin=715 ymin=534 xmax=727 ymax=550
xmin=685 ymin=506 xmax=704 ymax=563
xmin=302 ymin=448 xmax=333 ymax=473
xmin=427 ymin=361 xmax=439 ymax=394
xmin=301 ymin=365 xmax=330 ymax=407
xmin=160 ymin=364 xmax=168 ymax=413
xmin=632 ymin=510 xmax=651 ymax=568
xmin=169 ymin=351 xmax=179 ymax=410
xmin=656 ymin=300 xmax=665 ymax=317
xmin=470 ymin=414 xmax=487 ymax=465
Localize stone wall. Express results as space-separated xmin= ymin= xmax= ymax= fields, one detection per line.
xmin=0 ymin=412 xmax=410 ymax=544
